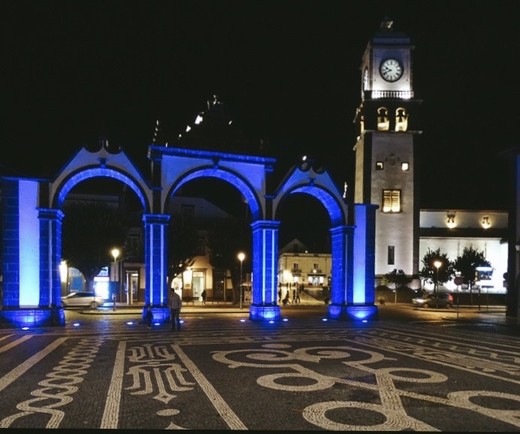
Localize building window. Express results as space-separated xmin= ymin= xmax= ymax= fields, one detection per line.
xmin=401 ymin=162 xmax=409 ymax=171
xmin=395 ymin=107 xmax=408 ymax=132
xmin=376 ymin=161 xmax=384 ymax=170
xmin=196 ymin=236 xmax=206 ymax=256
xmin=382 ymin=189 xmax=401 ymax=213
xmin=293 ymin=262 xmax=299 ymax=271
xmin=181 ymin=204 xmax=194 ymax=220
xmin=388 ymin=246 xmax=395 ymax=265
xmin=377 ymin=107 xmax=389 ymax=131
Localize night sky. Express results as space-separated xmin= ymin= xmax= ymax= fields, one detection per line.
xmin=3 ymin=0 xmax=519 ymax=213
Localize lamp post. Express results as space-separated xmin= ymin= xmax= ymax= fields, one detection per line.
xmin=434 ymin=260 xmax=442 ymax=308
xmin=111 ymin=248 xmax=120 ymax=311
xmin=238 ymin=252 xmax=245 ymax=309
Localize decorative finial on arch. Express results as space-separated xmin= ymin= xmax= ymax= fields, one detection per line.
xmin=152 ymin=119 xmax=163 ymax=144
xmin=381 ymin=18 xmax=394 ymax=31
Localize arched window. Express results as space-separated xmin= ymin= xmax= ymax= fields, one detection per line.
xmin=395 ymin=107 xmax=408 ymax=132
xmin=377 ymin=107 xmax=389 ymax=131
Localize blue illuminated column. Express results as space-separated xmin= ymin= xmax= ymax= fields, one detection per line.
xmin=38 ymin=208 xmax=66 ymax=324
xmin=249 ymin=220 xmax=281 ymax=321
xmin=0 ymin=181 xmax=66 ymax=327
xmin=142 ymin=213 xmax=170 ymax=323
xmin=328 ymin=225 xmax=354 ymax=319
xmin=344 ymin=203 xmax=378 ymax=321
xmin=1 ymin=179 xmax=22 ymax=310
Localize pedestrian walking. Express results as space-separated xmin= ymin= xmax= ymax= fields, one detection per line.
xmin=201 ymin=289 xmax=207 ymax=305
xmin=293 ymin=288 xmax=300 ymax=304
xmin=144 ymin=305 xmax=153 ymax=328
xmin=169 ymin=288 xmax=182 ymax=330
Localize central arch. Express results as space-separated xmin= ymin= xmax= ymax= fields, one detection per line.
xmin=167 ymin=167 xmax=263 ymax=221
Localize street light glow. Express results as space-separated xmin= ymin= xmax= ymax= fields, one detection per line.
xmin=237 ymin=252 xmax=246 ymax=309
xmin=111 ymin=248 xmax=120 ymax=261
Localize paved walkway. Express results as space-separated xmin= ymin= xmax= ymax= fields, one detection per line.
xmin=79 ymin=301 xmax=520 ymax=328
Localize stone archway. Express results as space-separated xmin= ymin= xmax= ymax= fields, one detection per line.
xmin=159 ymin=150 xmax=282 ymax=321
xmin=0 ymin=143 xmax=377 ymax=328
xmin=273 ymin=163 xmax=378 ymax=321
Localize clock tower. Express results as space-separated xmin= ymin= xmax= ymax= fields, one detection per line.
xmin=353 ymin=19 xmax=422 ymax=279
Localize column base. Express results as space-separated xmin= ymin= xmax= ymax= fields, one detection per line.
xmin=0 ymin=306 xmax=66 ymax=328
xmin=249 ymin=304 xmax=281 ymax=321
xmin=327 ymin=304 xmax=378 ymax=321
xmin=343 ymin=304 xmax=378 ymax=321
xmin=141 ymin=306 xmax=170 ymax=325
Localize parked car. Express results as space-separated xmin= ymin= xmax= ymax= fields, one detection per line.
xmin=61 ymin=291 xmax=105 ymax=309
xmin=412 ymin=292 xmax=454 ymax=308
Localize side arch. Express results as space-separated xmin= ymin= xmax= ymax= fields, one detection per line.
xmin=275 ymin=184 xmax=347 ymax=227
xmin=52 ymin=166 xmax=151 ymax=212
xmin=273 ymin=165 xmax=378 ymax=321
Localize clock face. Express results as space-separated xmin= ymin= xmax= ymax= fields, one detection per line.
xmin=380 ymin=58 xmax=403 ymax=82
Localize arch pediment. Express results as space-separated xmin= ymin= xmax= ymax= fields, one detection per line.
xmin=50 ymin=145 xmax=152 ymax=210
xmin=273 ymin=164 xmax=349 ymax=227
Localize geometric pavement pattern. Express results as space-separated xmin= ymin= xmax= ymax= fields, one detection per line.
xmin=1 ymin=317 xmax=520 ymax=431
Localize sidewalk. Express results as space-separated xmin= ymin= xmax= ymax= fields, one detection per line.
xmin=83 ymin=296 xmax=327 ymax=316
xmin=81 ymin=302 xmax=520 ymax=329
xmin=392 ymin=302 xmax=520 ymax=328
xmin=82 ymin=301 xmax=269 ymax=315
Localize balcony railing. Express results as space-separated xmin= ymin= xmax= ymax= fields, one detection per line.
xmin=364 ymin=90 xmax=414 ymax=100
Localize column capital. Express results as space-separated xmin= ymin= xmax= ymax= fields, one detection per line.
xmin=142 ymin=213 xmax=171 ymax=225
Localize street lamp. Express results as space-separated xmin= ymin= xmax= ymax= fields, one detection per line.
xmin=434 ymin=260 xmax=442 ymax=308
xmin=111 ymin=248 xmax=120 ymax=311
xmin=238 ymin=252 xmax=245 ymax=309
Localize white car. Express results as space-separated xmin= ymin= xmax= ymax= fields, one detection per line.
xmin=61 ymin=292 xmax=105 ymax=309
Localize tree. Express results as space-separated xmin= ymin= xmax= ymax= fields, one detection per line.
xmin=419 ymin=248 xmax=454 ymax=291
xmin=167 ymin=217 xmax=200 ymax=290
xmin=206 ymin=217 xmax=250 ymax=304
xmin=381 ymin=269 xmax=412 ymax=303
xmin=62 ymin=202 xmax=130 ymax=290
xmin=453 ymin=246 xmax=491 ymax=290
